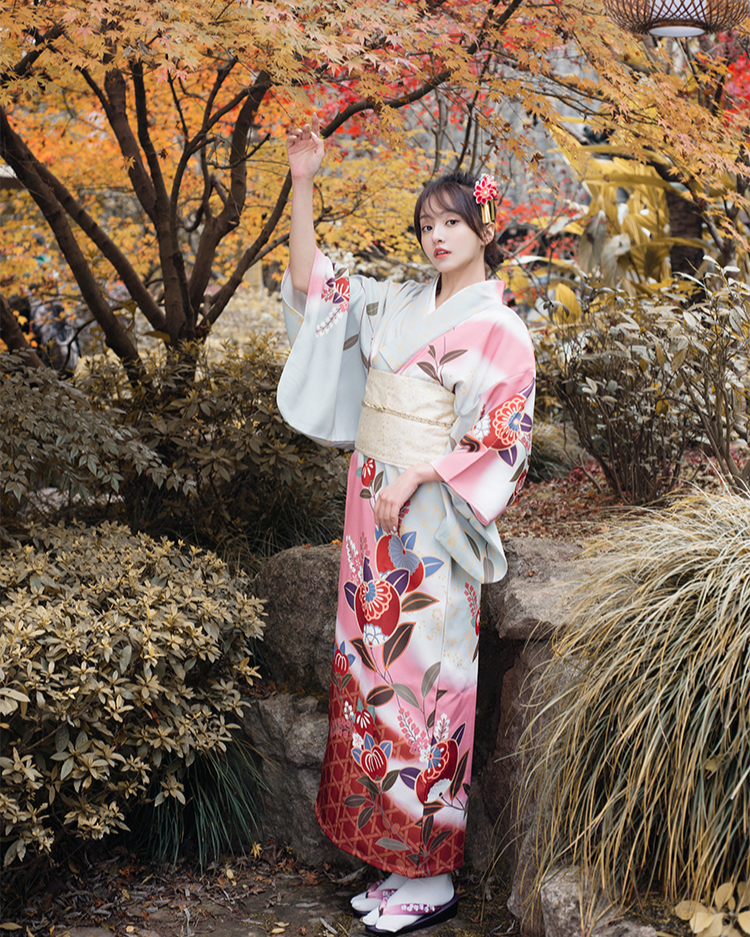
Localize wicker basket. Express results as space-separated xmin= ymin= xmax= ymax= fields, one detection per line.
xmin=603 ymin=0 xmax=749 ymax=35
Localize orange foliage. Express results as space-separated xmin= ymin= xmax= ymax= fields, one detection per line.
xmin=2 ymin=0 xmax=750 ymax=368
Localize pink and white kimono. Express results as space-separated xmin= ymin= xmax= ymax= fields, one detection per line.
xmin=278 ymin=250 xmax=535 ymax=877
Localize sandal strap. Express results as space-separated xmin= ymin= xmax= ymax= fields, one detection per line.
xmin=378 ymin=901 xmax=438 ymax=916
xmin=367 ymin=881 xmax=398 ymax=901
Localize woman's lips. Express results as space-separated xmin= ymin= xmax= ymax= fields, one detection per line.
xmin=434 ymin=249 xmax=449 ymax=257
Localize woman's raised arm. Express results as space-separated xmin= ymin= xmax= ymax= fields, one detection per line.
xmin=286 ymin=114 xmax=325 ymax=294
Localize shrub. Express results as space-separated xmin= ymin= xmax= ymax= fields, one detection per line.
xmin=74 ymin=335 xmax=348 ymax=562
xmin=0 ymin=521 xmax=265 ymax=869
xmin=528 ymin=489 xmax=750 ymax=902
xmin=0 ymin=354 xmax=186 ymax=540
xmin=647 ymin=269 xmax=750 ymax=496
xmin=536 ymin=286 xmax=700 ymax=503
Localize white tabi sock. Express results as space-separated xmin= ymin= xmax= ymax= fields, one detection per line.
xmin=351 ymin=873 xmax=409 ymax=914
xmin=372 ymin=873 xmax=454 ymax=933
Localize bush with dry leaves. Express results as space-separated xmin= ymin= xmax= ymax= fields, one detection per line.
xmin=0 ymin=521 xmax=265 ymax=868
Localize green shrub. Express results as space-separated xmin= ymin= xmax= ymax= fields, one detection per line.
xmin=130 ymin=738 xmax=265 ymax=869
xmin=528 ymin=489 xmax=750 ymax=902
xmin=0 ymin=521 xmax=265 ymax=869
xmin=537 ymin=286 xmax=701 ymax=503
xmin=74 ymin=335 xmax=348 ymax=562
xmin=0 ymin=355 xmax=186 ymax=540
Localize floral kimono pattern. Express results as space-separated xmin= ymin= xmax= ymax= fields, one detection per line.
xmin=278 ymin=249 xmax=535 ymax=876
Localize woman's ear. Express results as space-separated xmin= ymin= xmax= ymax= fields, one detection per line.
xmin=481 ymin=223 xmax=495 ymax=246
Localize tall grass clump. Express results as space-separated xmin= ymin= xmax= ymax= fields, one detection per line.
xmin=529 ymin=489 xmax=750 ymax=904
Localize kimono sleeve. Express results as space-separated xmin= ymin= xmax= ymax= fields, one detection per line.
xmin=432 ymin=310 xmax=536 ymax=528
xmin=277 ymin=248 xmax=388 ymax=448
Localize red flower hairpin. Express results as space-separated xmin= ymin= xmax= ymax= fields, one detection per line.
xmin=474 ymin=174 xmax=498 ymax=224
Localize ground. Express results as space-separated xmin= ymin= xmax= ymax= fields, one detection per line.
xmin=4 ymin=845 xmax=516 ymax=937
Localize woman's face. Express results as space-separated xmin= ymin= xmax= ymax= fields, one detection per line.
xmin=419 ymin=198 xmax=489 ymax=276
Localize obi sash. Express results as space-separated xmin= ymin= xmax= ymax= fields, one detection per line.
xmin=354 ymin=369 xmax=455 ymax=468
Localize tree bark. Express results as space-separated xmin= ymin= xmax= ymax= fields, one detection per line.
xmin=664 ymin=189 xmax=704 ymax=276
xmin=189 ymin=72 xmax=272 ymax=312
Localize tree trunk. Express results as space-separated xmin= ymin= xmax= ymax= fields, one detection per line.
xmin=664 ymin=190 xmax=704 ymax=276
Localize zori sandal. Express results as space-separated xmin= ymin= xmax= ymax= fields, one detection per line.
xmin=364 ymin=893 xmax=460 ymax=934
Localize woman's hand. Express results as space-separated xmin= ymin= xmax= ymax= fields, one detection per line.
xmin=374 ymin=463 xmax=440 ymax=533
xmin=286 ymin=113 xmax=325 ymax=181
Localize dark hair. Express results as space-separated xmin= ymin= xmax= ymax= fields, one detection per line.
xmin=413 ymin=171 xmax=503 ymax=270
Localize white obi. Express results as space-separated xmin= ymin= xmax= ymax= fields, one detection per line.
xmin=354 ymin=369 xmax=455 ymax=469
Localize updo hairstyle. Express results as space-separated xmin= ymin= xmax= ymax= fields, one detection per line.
xmin=413 ymin=171 xmax=503 ymax=271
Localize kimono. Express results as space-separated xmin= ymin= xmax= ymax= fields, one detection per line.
xmin=277 ymin=249 xmax=535 ymax=877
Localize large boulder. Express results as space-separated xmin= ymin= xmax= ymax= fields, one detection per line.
xmin=255 ymin=543 xmax=342 ymax=698
xmin=483 ymin=538 xmax=583 ymax=641
xmin=540 ymin=869 xmax=658 ymax=937
xmin=242 ymin=693 xmax=360 ymax=868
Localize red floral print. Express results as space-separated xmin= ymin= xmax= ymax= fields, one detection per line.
xmin=361 ymin=458 xmax=377 ymax=487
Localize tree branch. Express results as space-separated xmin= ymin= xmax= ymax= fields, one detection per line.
xmin=84 ymin=68 xmax=159 ymax=226
xmin=0 ymin=293 xmax=44 ymax=368
xmin=189 ymin=71 xmax=272 ymax=311
xmin=205 ymin=172 xmax=293 ymax=325
xmin=1 ymin=23 xmax=65 ymax=86
xmin=131 ymin=61 xmax=192 ymax=339
xmin=0 ymin=107 xmax=142 ymax=372
xmin=30 ymin=159 xmax=167 ymax=331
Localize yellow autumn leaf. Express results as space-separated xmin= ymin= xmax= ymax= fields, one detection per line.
xmin=691 ymin=910 xmax=718 ymax=932
xmin=554 ymin=283 xmax=582 ymax=322
xmin=714 ymin=883 xmax=735 ymax=910
xmin=675 ymin=901 xmax=705 ymax=920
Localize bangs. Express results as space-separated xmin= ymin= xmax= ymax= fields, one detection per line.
xmin=419 ymin=189 xmax=461 ymax=221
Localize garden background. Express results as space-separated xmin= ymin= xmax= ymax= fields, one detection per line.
xmin=3 ymin=1 xmax=750 ymax=935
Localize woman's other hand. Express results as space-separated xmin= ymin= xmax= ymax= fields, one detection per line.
xmin=286 ymin=113 xmax=325 ymax=181
xmin=374 ymin=463 xmax=440 ymax=533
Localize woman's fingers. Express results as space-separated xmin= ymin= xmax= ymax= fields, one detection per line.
xmin=287 ymin=115 xmax=322 ymax=144
xmin=374 ymin=472 xmax=420 ymax=532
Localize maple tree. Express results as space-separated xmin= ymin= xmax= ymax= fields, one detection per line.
xmin=2 ymin=0 xmax=750 ymax=376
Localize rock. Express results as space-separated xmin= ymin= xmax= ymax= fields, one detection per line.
xmin=255 ymin=543 xmax=342 ymax=697
xmin=541 ymin=869 xmax=658 ymax=937
xmin=484 ymin=538 xmax=582 ymax=640
xmin=507 ymin=827 xmax=544 ymax=937
xmin=463 ymin=781 xmax=495 ymax=871
xmin=242 ymin=693 xmax=361 ymax=869
xmin=482 ymin=641 xmax=555 ymax=874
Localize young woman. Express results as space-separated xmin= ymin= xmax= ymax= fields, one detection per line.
xmin=278 ymin=116 xmax=535 ymax=935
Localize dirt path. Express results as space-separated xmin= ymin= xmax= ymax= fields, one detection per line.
xmin=11 ymin=847 xmax=515 ymax=937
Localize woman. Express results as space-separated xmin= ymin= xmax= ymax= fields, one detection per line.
xmin=277 ymin=116 xmax=535 ymax=935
